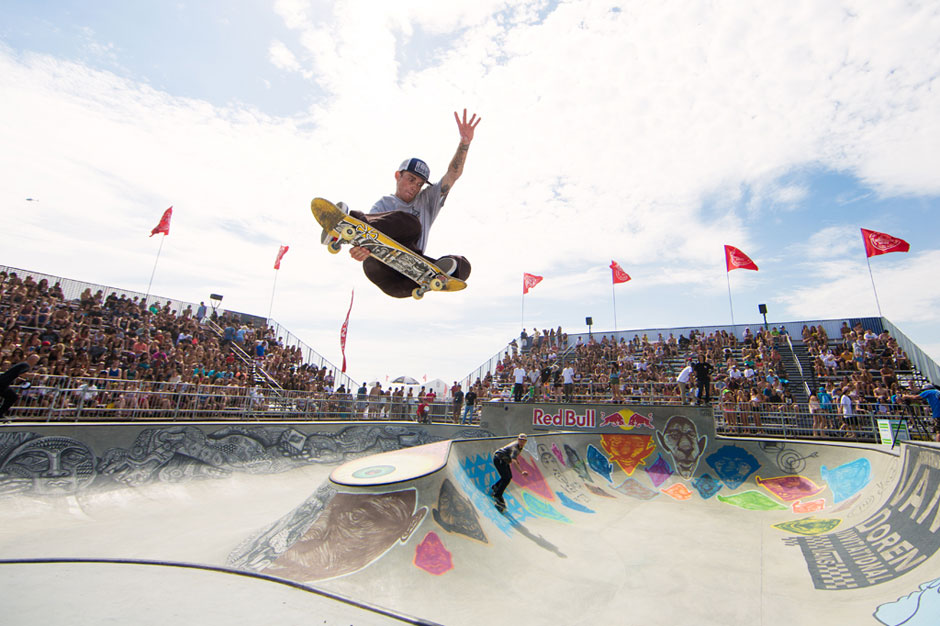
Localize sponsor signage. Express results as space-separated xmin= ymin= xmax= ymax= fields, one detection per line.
xmin=877 ymin=419 xmax=911 ymax=447
xmin=786 ymin=446 xmax=940 ymax=590
xmin=532 ymin=408 xmax=596 ymax=429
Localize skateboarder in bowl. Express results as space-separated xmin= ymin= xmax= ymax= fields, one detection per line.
xmin=343 ymin=109 xmax=481 ymax=298
xmin=490 ymin=433 xmax=529 ymax=511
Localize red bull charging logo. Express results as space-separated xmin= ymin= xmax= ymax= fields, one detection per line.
xmin=532 ymin=408 xmax=596 ymax=428
xmin=600 ymin=409 xmax=655 ymax=430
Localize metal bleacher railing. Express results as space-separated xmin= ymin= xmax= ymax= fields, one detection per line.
xmin=4 ymin=375 xmax=478 ymax=424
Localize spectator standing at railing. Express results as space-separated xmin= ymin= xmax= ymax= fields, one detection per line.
xmin=512 ymin=363 xmax=526 ymax=402
xmin=901 ymin=385 xmax=940 ymax=442
xmin=561 ymin=363 xmax=574 ymax=402
xmin=450 ymin=383 xmax=463 ymax=423
xmin=692 ymin=357 xmax=713 ymax=405
xmin=676 ymin=360 xmax=693 ymax=403
xmin=0 ymin=354 xmax=39 ymax=420
xmin=839 ymin=386 xmax=855 ymax=433
xmin=461 ymin=386 xmax=477 ymax=425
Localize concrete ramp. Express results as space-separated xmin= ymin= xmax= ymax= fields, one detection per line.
xmin=230 ymin=433 xmax=940 ymax=626
xmin=1 ymin=419 xmax=939 ymax=624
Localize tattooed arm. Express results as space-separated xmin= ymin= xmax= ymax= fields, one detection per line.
xmin=440 ymin=109 xmax=481 ymax=197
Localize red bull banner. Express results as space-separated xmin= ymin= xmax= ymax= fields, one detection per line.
xmin=532 ymin=408 xmax=596 ymax=428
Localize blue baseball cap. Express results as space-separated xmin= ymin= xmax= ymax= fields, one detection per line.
xmin=398 ymin=158 xmax=430 ymax=182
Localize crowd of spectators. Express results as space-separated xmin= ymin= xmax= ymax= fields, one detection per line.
xmin=2 ymin=269 xmax=934 ymax=435
xmin=473 ymin=323 xmax=933 ymax=440
xmin=0 ymin=270 xmax=342 ymax=418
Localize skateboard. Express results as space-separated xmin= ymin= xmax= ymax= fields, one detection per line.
xmin=311 ymin=197 xmax=467 ymax=300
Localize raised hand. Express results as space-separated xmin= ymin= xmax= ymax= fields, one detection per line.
xmin=454 ymin=109 xmax=481 ymax=144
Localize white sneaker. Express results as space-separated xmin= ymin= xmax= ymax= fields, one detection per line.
xmin=436 ymin=257 xmax=457 ymax=276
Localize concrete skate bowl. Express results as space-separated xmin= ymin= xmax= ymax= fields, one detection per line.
xmin=0 ymin=419 xmax=938 ymax=625
xmin=229 ymin=429 xmax=940 ymax=626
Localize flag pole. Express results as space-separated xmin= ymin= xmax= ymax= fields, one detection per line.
xmin=268 ymin=269 xmax=279 ymax=321
xmin=611 ymin=281 xmax=618 ymax=331
xmin=521 ymin=291 xmax=525 ymax=331
xmin=726 ymin=270 xmax=735 ymax=326
xmin=145 ymin=235 xmax=165 ymax=303
xmin=865 ymin=255 xmax=883 ymax=317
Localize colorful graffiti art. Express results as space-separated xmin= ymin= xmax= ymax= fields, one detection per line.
xmin=432 ymin=478 xmax=487 ymax=543
xmin=662 ymin=483 xmax=693 ymax=500
xmin=522 ymin=492 xmax=571 ymax=523
xmin=584 ymin=483 xmax=617 ymax=498
xmin=655 ymin=415 xmax=707 ymax=479
xmin=557 ymin=491 xmax=595 ymax=513
xmin=538 ymin=443 xmax=590 ymax=505
xmin=692 ymin=473 xmax=722 ymax=500
xmin=773 ymin=517 xmax=841 ymax=536
xmin=600 ymin=434 xmax=657 ymax=476
xmin=645 ymin=455 xmax=673 ymax=489
xmin=614 ymin=477 xmax=659 ymax=500
xmin=755 ymin=475 xmax=826 ymax=502
xmin=551 ymin=443 xmax=566 ymax=466
xmin=564 ymin=444 xmax=593 ymax=483
xmin=414 ymin=531 xmax=454 ymax=575
xmin=705 ymin=445 xmax=760 ymax=489
xmin=587 ymin=445 xmax=614 ymax=483
xmin=514 ymin=454 xmax=554 ymax=500
xmin=792 ymin=498 xmax=826 ymax=514
xmin=261 ymin=489 xmax=427 ymax=582
xmin=820 ymin=458 xmax=872 ymax=503
xmin=716 ymin=490 xmax=788 ymax=511
xmin=874 ymin=576 xmax=940 ymax=626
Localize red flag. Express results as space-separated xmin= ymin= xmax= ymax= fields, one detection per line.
xmin=523 ymin=272 xmax=543 ymax=294
xmin=860 ymin=228 xmax=910 ymax=258
xmin=274 ymin=245 xmax=289 ymax=269
xmin=610 ymin=260 xmax=631 ymax=284
xmin=724 ymin=245 xmax=759 ymax=272
xmin=150 ymin=207 xmax=173 ymax=237
xmin=340 ymin=289 xmax=354 ymax=373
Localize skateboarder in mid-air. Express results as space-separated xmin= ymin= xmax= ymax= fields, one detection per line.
xmin=335 ymin=109 xmax=481 ymax=298
xmin=490 ymin=433 xmax=529 ymax=512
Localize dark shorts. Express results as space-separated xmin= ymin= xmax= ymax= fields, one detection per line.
xmin=353 ymin=210 xmax=471 ymax=298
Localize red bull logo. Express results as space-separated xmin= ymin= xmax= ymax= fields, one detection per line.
xmin=601 ymin=409 xmax=655 ymax=431
xmin=532 ymin=408 xmax=596 ymax=428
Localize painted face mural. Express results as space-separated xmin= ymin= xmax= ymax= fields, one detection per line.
xmin=432 ymin=479 xmax=486 ymax=543
xmin=656 ymin=416 xmax=706 ymax=479
xmin=264 ymin=489 xmax=427 ymax=582
xmin=0 ymin=436 xmax=95 ymax=495
xmin=705 ymin=445 xmax=760 ymax=489
xmin=600 ymin=434 xmax=656 ymax=476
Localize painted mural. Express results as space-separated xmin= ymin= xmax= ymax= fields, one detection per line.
xmin=786 ymin=445 xmax=940 ymax=590
xmin=0 ymin=425 xmax=494 ymax=497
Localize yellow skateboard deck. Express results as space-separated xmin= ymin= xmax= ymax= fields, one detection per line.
xmin=311 ymin=197 xmax=467 ymax=299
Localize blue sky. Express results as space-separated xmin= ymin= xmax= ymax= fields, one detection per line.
xmin=2 ymin=1 xmax=939 ymax=385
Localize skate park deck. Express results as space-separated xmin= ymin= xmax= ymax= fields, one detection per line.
xmin=0 ymin=412 xmax=938 ymax=625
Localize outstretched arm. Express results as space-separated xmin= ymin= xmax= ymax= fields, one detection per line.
xmin=440 ymin=109 xmax=481 ymax=196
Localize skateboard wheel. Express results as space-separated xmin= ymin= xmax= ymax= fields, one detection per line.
xmin=411 ymin=288 xmax=425 ymax=300
xmin=339 ymin=225 xmax=356 ymax=240
xmin=429 ymin=278 xmax=444 ymax=291
xmin=327 ymin=241 xmax=342 ymax=254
